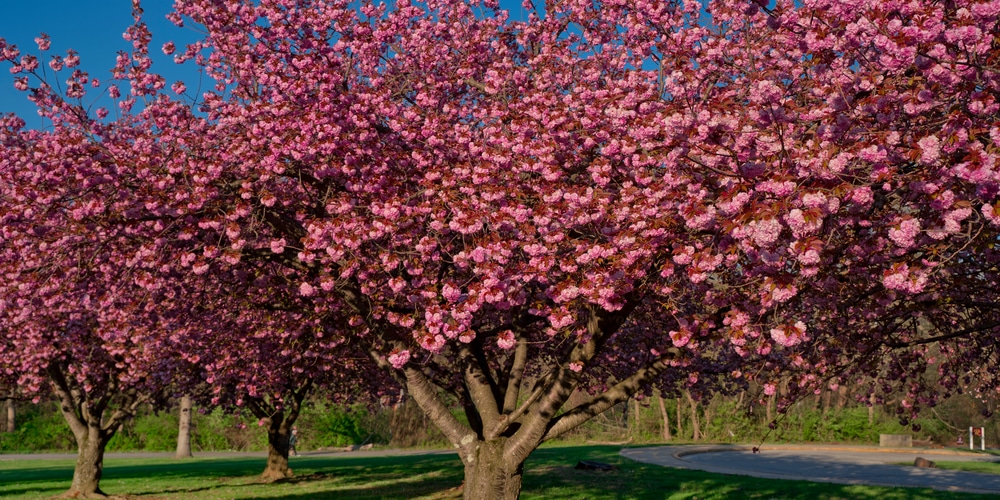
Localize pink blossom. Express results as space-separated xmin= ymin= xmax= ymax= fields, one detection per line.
xmin=770 ymin=321 xmax=806 ymax=347
xmin=34 ymin=34 xmax=50 ymax=51
xmin=299 ymin=282 xmax=315 ymax=296
xmin=982 ymin=203 xmax=1000 ymax=226
xmin=888 ymin=218 xmax=921 ymax=248
xmin=670 ymin=327 xmax=692 ymax=347
xmin=497 ymin=330 xmax=516 ymax=350
xmin=764 ymin=383 xmax=777 ymax=396
xmin=751 ymin=218 xmax=782 ymax=247
xmin=917 ymin=135 xmax=941 ymax=164
xmin=882 ymin=263 xmax=928 ymax=294
xmin=270 ymin=239 xmax=286 ymax=254
xmin=441 ymin=283 xmax=462 ymax=302
xmin=568 ymin=361 xmax=584 ymax=373
xmin=388 ymin=349 xmax=410 ymax=369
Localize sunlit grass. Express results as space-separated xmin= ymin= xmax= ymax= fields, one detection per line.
xmin=2 ymin=445 xmax=998 ymax=499
xmin=932 ymin=460 xmax=1000 ymax=476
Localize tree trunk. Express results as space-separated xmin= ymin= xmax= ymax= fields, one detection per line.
xmin=262 ymin=423 xmax=294 ymax=481
xmin=245 ymin=381 xmax=311 ymax=480
xmin=62 ymin=425 xmax=114 ymax=498
xmin=630 ymin=398 xmax=641 ymax=437
xmin=657 ymin=394 xmax=671 ymax=441
xmin=766 ymin=394 xmax=775 ymax=424
xmin=5 ymin=398 xmax=13 ymax=433
xmin=685 ymin=392 xmax=701 ymax=441
xmin=461 ymin=438 xmax=523 ymax=500
xmin=676 ymin=398 xmax=683 ymax=439
xmin=175 ymin=395 xmax=193 ymax=459
xmin=702 ymin=403 xmax=713 ymax=441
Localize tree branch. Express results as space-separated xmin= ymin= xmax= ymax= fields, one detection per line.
xmin=542 ymin=350 xmax=678 ymax=441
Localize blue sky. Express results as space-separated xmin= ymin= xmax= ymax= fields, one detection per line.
xmin=0 ymin=1 xmax=531 ymax=128
xmin=0 ymin=3 xmax=204 ymax=127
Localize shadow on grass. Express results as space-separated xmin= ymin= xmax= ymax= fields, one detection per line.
xmin=3 ymin=446 xmax=999 ymax=499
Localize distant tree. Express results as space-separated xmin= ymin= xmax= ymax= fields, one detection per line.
xmin=174 ymin=395 xmax=193 ymax=459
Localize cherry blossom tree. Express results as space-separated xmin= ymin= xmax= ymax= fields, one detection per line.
xmin=0 ymin=111 xmax=189 ymax=497
xmin=4 ymin=0 xmax=1000 ymax=498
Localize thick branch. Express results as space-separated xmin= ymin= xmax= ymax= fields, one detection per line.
xmin=542 ymin=351 xmax=678 ymax=441
xmin=46 ymin=363 xmax=87 ymax=438
xmin=502 ymin=336 xmax=529 ymax=413
xmin=885 ymin=320 xmax=1000 ymax=348
xmin=460 ymin=346 xmax=501 ymax=433
xmin=403 ymin=366 xmax=474 ymax=451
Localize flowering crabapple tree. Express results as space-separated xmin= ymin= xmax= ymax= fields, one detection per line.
xmin=4 ymin=0 xmax=1000 ymax=498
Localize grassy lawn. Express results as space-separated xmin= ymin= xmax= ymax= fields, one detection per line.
xmin=933 ymin=460 xmax=1000 ymax=476
xmin=2 ymin=445 xmax=998 ymax=499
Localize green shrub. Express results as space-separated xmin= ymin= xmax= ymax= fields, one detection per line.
xmin=0 ymin=402 xmax=74 ymax=452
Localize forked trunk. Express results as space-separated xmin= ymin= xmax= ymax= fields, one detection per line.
xmin=461 ymin=439 xmax=524 ymax=500
xmin=62 ymin=426 xmax=113 ymax=498
xmin=244 ymin=381 xmax=311 ymax=481
xmin=175 ymin=395 xmax=193 ymax=459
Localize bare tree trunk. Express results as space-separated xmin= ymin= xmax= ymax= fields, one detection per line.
xmin=869 ymin=394 xmax=876 ymax=425
xmin=685 ymin=391 xmax=701 ymax=441
xmin=657 ymin=394 xmax=672 ymax=441
xmin=5 ymin=398 xmax=14 ymax=433
xmin=175 ymin=395 xmax=193 ymax=459
xmin=631 ymin=399 xmax=641 ymax=437
xmin=702 ymin=402 xmax=713 ymax=441
xmin=676 ymin=398 xmax=684 ymax=439
xmin=766 ymin=394 xmax=775 ymax=424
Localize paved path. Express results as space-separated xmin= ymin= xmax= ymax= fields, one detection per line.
xmin=622 ymin=444 xmax=1000 ymax=495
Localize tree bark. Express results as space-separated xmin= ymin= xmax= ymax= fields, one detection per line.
xmin=175 ymin=395 xmax=193 ymax=459
xmin=685 ymin=391 xmax=701 ymax=441
xmin=461 ymin=438 xmax=523 ymax=500
xmin=631 ymin=398 xmax=641 ymax=437
xmin=248 ymin=380 xmax=311 ymax=481
xmin=5 ymin=398 xmax=14 ymax=433
xmin=766 ymin=394 xmax=775 ymax=424
xmin=262 ymin=422 xmax=294 ymax=481
xmin=64 ymin=425 xmax=114 ymax=498
xmin=676 ymin=398 xmax=683 ymax=439
xmin=657 ymin=394 xmax=671 ymax=441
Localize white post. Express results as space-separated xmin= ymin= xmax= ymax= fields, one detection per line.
xmin=981 ymin=427 xmax=986 ymax=451
xmin=970 ymin=427 xmax=975 ymax=450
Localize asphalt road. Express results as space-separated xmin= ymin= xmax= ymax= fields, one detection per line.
xmin=622 ymin=444 xmax=1000 ymax=495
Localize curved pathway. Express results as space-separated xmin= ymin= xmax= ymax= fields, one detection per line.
xmin=622 ymin=444 xmax=1000 ymax=495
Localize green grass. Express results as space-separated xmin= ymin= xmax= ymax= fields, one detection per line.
xmin=933 ymin=460 xmax=1000 ymax=476
xmin=1 ymin=445 xmax=998 ymax=499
